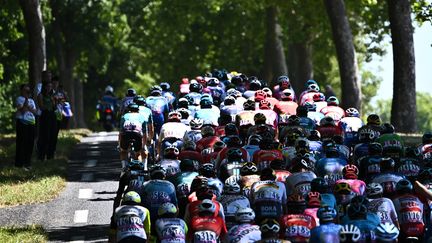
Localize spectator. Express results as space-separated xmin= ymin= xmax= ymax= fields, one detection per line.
xmin=15 ymin=84 xmax=37 ymax=170
xmin=37 ymin=80 xmax=58 ymax=161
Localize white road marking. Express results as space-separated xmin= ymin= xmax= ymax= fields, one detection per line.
xmin=81 ymin=173 xmax=94 ymax=182
xmin=74 ymin=210 xmax=88 ymax=223
xmin=84 ymin=159 xmax=97 ymax=167
xmin=78 ymin=189 xmax=93 ymax=199
xmin=99 ymin=131 xmax=107 ymax=136
xmin=70 ymin=236 xmax=85 ymax=243
xmin=86 ymin=151 xmax=101 ymax=156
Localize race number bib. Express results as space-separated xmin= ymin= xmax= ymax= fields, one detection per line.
xmin=194 ymin=230 xmax=218 ymax=243
xmin=285 ymin=225 xmax=311 ymax=238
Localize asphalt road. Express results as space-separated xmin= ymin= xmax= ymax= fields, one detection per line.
xmin=0 ymin=131 xmax=121 ymax=243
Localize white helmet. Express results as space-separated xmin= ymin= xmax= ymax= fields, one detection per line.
xmin=105 ymin=85 xmax=114 ymax=93
xmin=190 ymin=118 xmax=204 ymax=130
xmin=366 ymin=183 xmax=383 ymax=197
xmin=235 ymin=207 xmax=255 ymax=223
xmin=339 ymin=224 xmax=361 ymax=243
xmin=224 ymin=177 xmax=240 ymax=194
xmin=375 ymin=222 xmax=399 ymax=242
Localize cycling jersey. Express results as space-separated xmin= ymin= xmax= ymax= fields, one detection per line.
xmin=120 ymin=113 xmax=146 ymax=136
xmin=273 ymin=101 xmax=298 ymax=116
xmin=183 ymin=130 xmax=203 ymax=144
xmin=184 ymin=199 xmax=225 ymax=226
xmin=340 ymin=219 xmax=379 ymax=243
xmin=162 ymin=91 xmax=176 ymax=106
xmin=257 ymin=109 xmax=278 ymax=129
xmin=235 ymin=110 xmax=256 ymax=127
xmin=195 ymin=107 xmax=220 ymax=126
xmin=367 ymin=197 xmax=399 ymax=225
xmin=146 ymin=96 xmax=170 ymax=134
xmin=335 ymin=179 xmax=366 ymax=196
xmin=300 ymin=92 xmax=322 ymax=106
xmin=141 ymin=180 xmax=177 ymax=220
xmin=120 ymin=96 xmax=135 ymax=114
xmin=219 ymin=194 xmax=250 ymax=228
xmin=190 ymin=215 xmax=227 ymax=243
xmin=220 ymin=105 xmax=242 ymax=123
xmin=168 ymin=171 xmax=199 ymax=201
xmin=358 ymin=155 xmax=382 ymax=182
xmin=299 ymin=117 xmax=316 ymax=134
xmin=184 ymin=92 xmax=203 ymax=106
xmin=315 ymin=157 xmax=347 ymax=187
xmin=159 ymin=122 xmax=190 ymax=142
xmin=266 ymin=97 xmax=280 ymax=108
xmin=178 ymin=150 xmax=203 ymax=164
xmin=309 ymin=223 xmax=341 ymax=243
xmin=396 ymin=158 xmax=422 ymax=178
xmin=112 ymin=205 xmax=151 ymax=242
xmin=219 ymin=161 xmax=244 ymax=182
xmin=227 ymin=223 xmax=261 ymax=243
xmin=419 ymin=143 xmax=432 ymax=160
xmin=285 ymin=171 xmax=316 ymax=198
xmin=279 ymin=213 xmax=316 ymax=242
xmin=208 ymin=177 xmax=224 ymax=199
xmin=240 ymin=174 xmax=261 ymax=198
xmin=371 ymin=173 xmax=404 ymax=198
xmin=319 ymin=106 xmax=345 ymax=122
xmin=215 ymin=147 xmax=250 ymax=169
xmin=243 ymin=90 xmax=256 ymax=99
xmin=250 ymin=180 xmax=287 ymax=221
xmin=307 ymin=111 xmax=325 ymax=126
xmin=308 ymin=141 xmax=323 ymax=159
xmin=275 ymin=170 xmax=291 ymax=182
xmin=393 ymin=194 xmax=425 ymax=238
xmin=155 ymin=217 xmax=188 ymax=243
xmin=159 ymin=159 xmax=181 ymax=178
xmin=243 ymin=144 xmax=260 ymax=159
xmin=208 ymin=86 xmax=225 ymax=105
xmin=317 ymin=125 xmax=343 ymax=140
xmin=253 ymin=149 xmax=284 ymax=171
xmin=377 ymin=133 xmax=404 ymax=160
xmin=353 ymin=143 xmax=371 ymax=163
xmin=196 ymin=136 xmax=221 ymax=153
xmin=339 ymin=116 xmax=363 ymax=147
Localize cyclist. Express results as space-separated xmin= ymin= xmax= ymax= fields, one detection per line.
xmin=119 ymin=103 xmax=146 ymax=168
xmin=113 ymin=160 xmax=147 ymax=210
xmin=219 ymin=177 xmax=250 ymax=228
xmin=419 ymin=131 xmax=432 ymax=160
xmin=220 ymin=96 xmax=241 ymax=124
xmin=300 ymin=82 xmax=322 ymax=106
xmin=243 ymin=134 xmax=262 ymax=159
xmin=253 ymin=138 xmax=284 ymax=171
xmin=263 ymin=87 xmax=279 ymax=108
xmin=358 ymin=113 xmax=383 ymax=138
xmin=189 ymin=199 xmax=228 ymax=242
xmin=184 ymin=82 xmax=203 ymax=106
xmin=146 ymin=85 xmax=170 ymax=138
xmin=377 ymin=123 xmax=404 ymax=161
xmin=159 ymin=146 xmax=181 ymax=178
xmin=365 ymin=182 xmax=400 ymax=227
xmin=120 ymin=88 xmax=137 ymax=115
xmin=339 ymin=108 xmax=363 ymax=148
xmin=305 ymin=101 xmax=324 ymax=126
xmin=319 ymin=96 xmax=345 ymax=123
xmin=371 ymin=157 xmax=405 ymax=198
xmin=158 ymin=111 xmax=190 ymax=156
xmin=178 ymin=141 xmax=203 ymax=164
xmin=311 ymin=177 xmax=337 ymax=209
xmin=315 ymin=143 xmax=347 ymax=187
xmin=317 ymin=116 xmax=343 ymax=141
xmin=309 ymin=206 xmax=341 ymax=242
xmin=134 ymin=95 xmax=154 ymax=168
xmin=273 ymin=75 xmax=295 ymax=101
xmin=258 ymin=218 xmax=290 ymax=243
xmin=239 ymin=162 xmax=261 ymax=198
xmin=195 ymin=126 xmax=221 ymax=153
xmin=235 ymin=99 xmax=257 ymax=141
xmin=206 ymin=77 xmax=225 ymax=106
xmin=273 ymin=89 xmax=298 ymax=117
xmin=183 ymin=118 xmax=203 ymax=144
xmin=110 ymin=191 xmax=151 ymax=243
xmin=160 ymin=82 xmax=176 ymax=108
xmin=356 ymin=141 xmax=382 ymax=177
xmin=243 ymin=79 xmax=261 ymax=99
xmin=154 ymin=202 xmax=188 ymax=243
xmin=247 ymin=113 xmax=276 ymax=140
xmin=336 ymin=164 xmax=366 ymax=196
xmin=98 ymin=85 xmax=118 ymax=119
xmin=297 ymin=105 xmax=316 ymax=135
xmin=226 ymin=207 xmax=261 ymax=242
xmin=195 ymin=96 xmax=220 ymax=126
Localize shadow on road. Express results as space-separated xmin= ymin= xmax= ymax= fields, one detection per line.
xmin=48 ymin=224 xmax=109 ymax=242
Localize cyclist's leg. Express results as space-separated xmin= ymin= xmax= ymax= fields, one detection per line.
xmin=119 ymin=132 xmax=129 ymax=168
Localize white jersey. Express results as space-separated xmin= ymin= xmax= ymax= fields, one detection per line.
xmin=219 ymin=194 xmax=250 ymax=219
xmin=113 ymin=205 xmax=150 ymax=242
xmin=159 ymin=122 xmax=190 ymax=141
xmin=155 ymin=218 xmax=188 ymax=243
xmin=285 ymin=171 xmax=317 ymax=198
xmin=368 ymin=197 xmax=399 ymax=225
xmin=227 ymin=223 xmax=261 ymax=243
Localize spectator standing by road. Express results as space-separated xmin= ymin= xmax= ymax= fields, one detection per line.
xmin=15 ymin=84 xmax=37 ymax=170
xmin=37 ymin=80 xmax=58 ymax=161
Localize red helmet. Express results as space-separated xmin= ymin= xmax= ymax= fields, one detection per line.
xmin=307 ymin=191 xmax=321 ymax=207
xmin=254 ymin=90 xmax=267 ymax=102
xmin=343 ymin=164 xmax=359 ymax=179
xmin=313 ymin=93 xmax=325 ymax=102
xmin=259 ymin=99 xmax=271 ymax=109
xmin=168 ymin=111 xmax=182 ymax=122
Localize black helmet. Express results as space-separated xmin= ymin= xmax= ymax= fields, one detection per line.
xmin=347 ymin=202 xmax=367 ymax=219
xmin=227 ymin=148 xmax=243 ymax=162
xmin=224 ymin=123 xmax=238 ymax=136
xmin=226 ymin=135 xmax=242 ymax=148
xmin=199 ymin=163 xmax=216 ymax=178
xmin=150 ymin=164 xmax=166 ymax=179
xmin=133 ymin=95 xmax=146 ymax=106
xmin=311 ymin=177 xmax=328 ymax=193
xmin=368 ymin=142 xmax=383 ymax=155
xmin=126 ymin=88 xmax=137 ymax=97
xmin=396 ymin=179 xmax=413 ymax=194
xmin=248 ymin=134 xmax=262 ymax=145
xmin=380 ymin=157 xmax=395 ymax=171
xmin=190 ymin=83 xmax=203 ymax=93
xmin=160 ymin=82 xmax=170 ymax=91
xmin=296 ymin=106 xmax=309 ymax=116
xmin=423 ymin=132 xmax=432 ymax=144
xmin=127 ymin=103 xmax=140 ymax=113
xmin=381 ymin=123 xmax=395 ymax=134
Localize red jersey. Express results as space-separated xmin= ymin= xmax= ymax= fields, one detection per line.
xmin=275 ymin=170 xmax=292 ymax=182
xmin=190 ymin=215 xmax=227 ymax=242
xmin=266 ymin=97 xmax=280 ymax=108
xmin=196 ymin=136 xmax=221 ymax=153
xmin=279 ymin=214 xmax=316 ymax=242
xmin=274 ymin=101 xmax=298 ymax=116
xmin=317 ymin=125 xmax=343 ymax=139
xmin=215 ymin=147 xmax=249 ymax=169
xmin=253 ymin=149 xmax=284 ymax=171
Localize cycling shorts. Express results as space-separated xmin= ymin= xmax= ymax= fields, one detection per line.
xmin=118 ymin=236 xmax=146 ymax=243
xmin=120 ymin=131 xmax=143 ymax=151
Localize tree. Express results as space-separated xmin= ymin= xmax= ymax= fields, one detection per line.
xmin=388 ymin=0 xmax=417 ymax=132
xmin=323 ymin=0 xmax=361 ymax=111
xmin=18 ymin=0 xmax=46 ymax=92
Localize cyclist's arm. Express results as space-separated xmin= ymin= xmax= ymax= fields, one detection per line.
xmin=142 ymin=207 xmax=151 ymax=237
xmin=414 ymin=180 xmax=432 ymax=201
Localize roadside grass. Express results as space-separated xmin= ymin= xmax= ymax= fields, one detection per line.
xmin=0 ymin=224 xmax=47 ymax=243
xmin=0 ymin=129 xmax=91 ymax=207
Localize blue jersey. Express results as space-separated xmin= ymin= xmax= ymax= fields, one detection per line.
xmin=309 ymin=223 xmax=341 ymax=243
xmin=138 ymin=106 xmax=153 ymax=124
xmin=120 ymin=113 xmax=146 ymax=135
xmin=195 ymin=108 xmax=220 ymax=126
xmin=299 ymin=117 xmax=316 ymax=133
xmin=101 ymin=95 xmax=118 ymax=112
xmin=320 ymin=193 xmax=337 ymax=209
xmin=146 ymin=96 xmax=170 ymax=131
xmin=307 ymin=111 xmax=324 ymax=125
xmin=315 ymin=157 xmax=347 ymax=187
xmin=141 ymin=179 xmax=177 ymax=220
xmin=184 ymin=92 xmax=203 ymax=106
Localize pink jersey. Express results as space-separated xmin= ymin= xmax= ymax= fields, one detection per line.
xmin=320 ymin=106 xmax=345 ymax=122
xmin=336 ymin=179 xmax=366 ymax=195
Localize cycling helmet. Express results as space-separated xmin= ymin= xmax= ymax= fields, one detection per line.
xmin=359 ymin=129 xmax=377 ymax=142
xmin=288 ymin=115 xmax=301 ymax=126
xmin=248 ymin=134 xmax=262 ymax=145
xmin=224 ymin=96 xmax=236 ymax=106
xmin=366 ymin=182 xmax=383 ymax=197
xmin=190 ymin=82 xmax=203 ymax=93
xmin=311 ymin=177 xmax=328 ymax=193
xmin=339 ymin=224 xmax=361 ymax=243
xmin=259 ymin=99 xmax=271 ymax=109
xmin=133 ymin=95 xmax=146 ymax=106
xmin=200 ymin=98 xmax=213 ymax=108
xmin=164 ymin=145 xmax=179 ymax=158
xmin=334 ymin=182 xmax=351 ymax=195
xmin=199 ymin=163 xmax=216 ymax=178
xmin=207 ymin=78 xmax=219 ymax=87
xmin=254 ymin=113 xmax=267 ymax=124
xmin=190 ymin=176 xmax=209 ymax=193
xmin=150 ymin=85 xmax=162 ymax=95
xmin=254 ymin=90 xmax=267 ymax=102
xmin=347 ymin=202 xmax=368 ymax=219
xmin=305 ymin=79 xmax=318 ymax=88
xmin=375 ymin=222 xmax=399 ymax=242
xmin=127 ymin=103 xmax=139 ymax=113
xmin=241 ymin=162 xmax=258 ymax=175
xmin=313 ymin=93 xmax=325 ymax=102
xmin=160 ymin=82 xmax=170 ymax=91
xmin=418 ymin=168 xmax=432 ymax=183
xmin=262 ymin=87 xmax=272 ymax=97
xmin=380 ymin=157 xmax=395 ymax=171
xmin=395 ymin=179 xmax=413 ymax=194
xmin=343 ymin=164 xmax=359 ymax=179
xmin=180 ymin=159 xmax=198 ymax=172
xmin=367 ymin=114 xmax=382 ymax=126
xmin=368 ymin=142 xmax=383 ymax=154
xmin=320 ymin=116 xmax=335 ymax=126
xmin=226 ymin=135 xmax=242 ymax=148
xmin=128 ymin=160 xmax=144 ymax=171
xmin=249 ymin=80 xmax=262 ymax=90
xmin=260 ymin=167 xmax=276 ymax=181
xmin=201 ymin=126 xmax=215 ymax=137
xmin=405 ymin=146 xmax=421 ymax=158
xmin=198 ymin=199 xmax=216 ymax=214
xmin=150 ymin=164 xmax=166 ymax=179
xmin=126 ymin=88 xmax=137 ymax=97
xmin=350 ymin=195 xmax=369 ymax=207
xmin=277 ymin=75 xmax=290 ymax=84
xmin=105 ymin=85 xmax=114 ymax=93
xmin=158 ymin=202 xmax=177 ymax=216
xmin=227 ymin=148 xmax=243 ymax=162
xmin=224 ymin=177 xmax=241 ymax=194
xmin=308 ymin=130 xmax=321 ymax=141
xmin=382 ymin=123 xmax=395 ymax=134
xmin=168 ymin=111 xmax=182 ymax=122
xmin=122 ymin=191 xmax=141 ymax=204
xmin=422 ymin=132 xmax=432 ymax=144
xmin=213 ymin=141 xmax=226 ymax=152
xmin=306 ymin=191 xmax=321 ymax=207
xmin=281 ymin=89 xmax=294 ymax=101
xmin=307 ymin=83 xmax=320 ymax=92
xmin=190 ymin=118 xmax=204 ymax=130
xmin=224 ymin=123 xmax=238 ymax=136
xmin=317 ymin=206 xmax=337 ymax=222
xmin=176 ymin=108 xmax=190 ymax=120
xmin=243 ymin=100 xmax=256 ymax=110
xmin=226 ymin=88 xmax=238 ymax=97
xmin=178 ymin=98 xmax=189 ymax=108
xmin=260 ymin=219 xmax=280 ymax=233
xmin=231 ymin=75 xmax=244 ymax=85
xmin=304 ymin=101 xmax=317 ymax=112
xmin=326 ymin=96 xmax=339 ymax=106
xmin=345 ymin=108 xmax=359 ymax=118
xmin=235 ymin=207 xmax=255 ymax=223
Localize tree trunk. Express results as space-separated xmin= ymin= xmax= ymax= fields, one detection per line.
xmin=388 ymin=0 xmax=417 ymax=132
xmin=19 ymin=0 xmax=46 ymax=93
xmin=288 ymin=42 xmax=313 ymax=94
xmin=262 ymin=6 xmax=288 ymax=86
xmin=74 ymin=79 xmax=87 ymax=128
xmin=324 ymin=0 xmax=361 ymax=111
